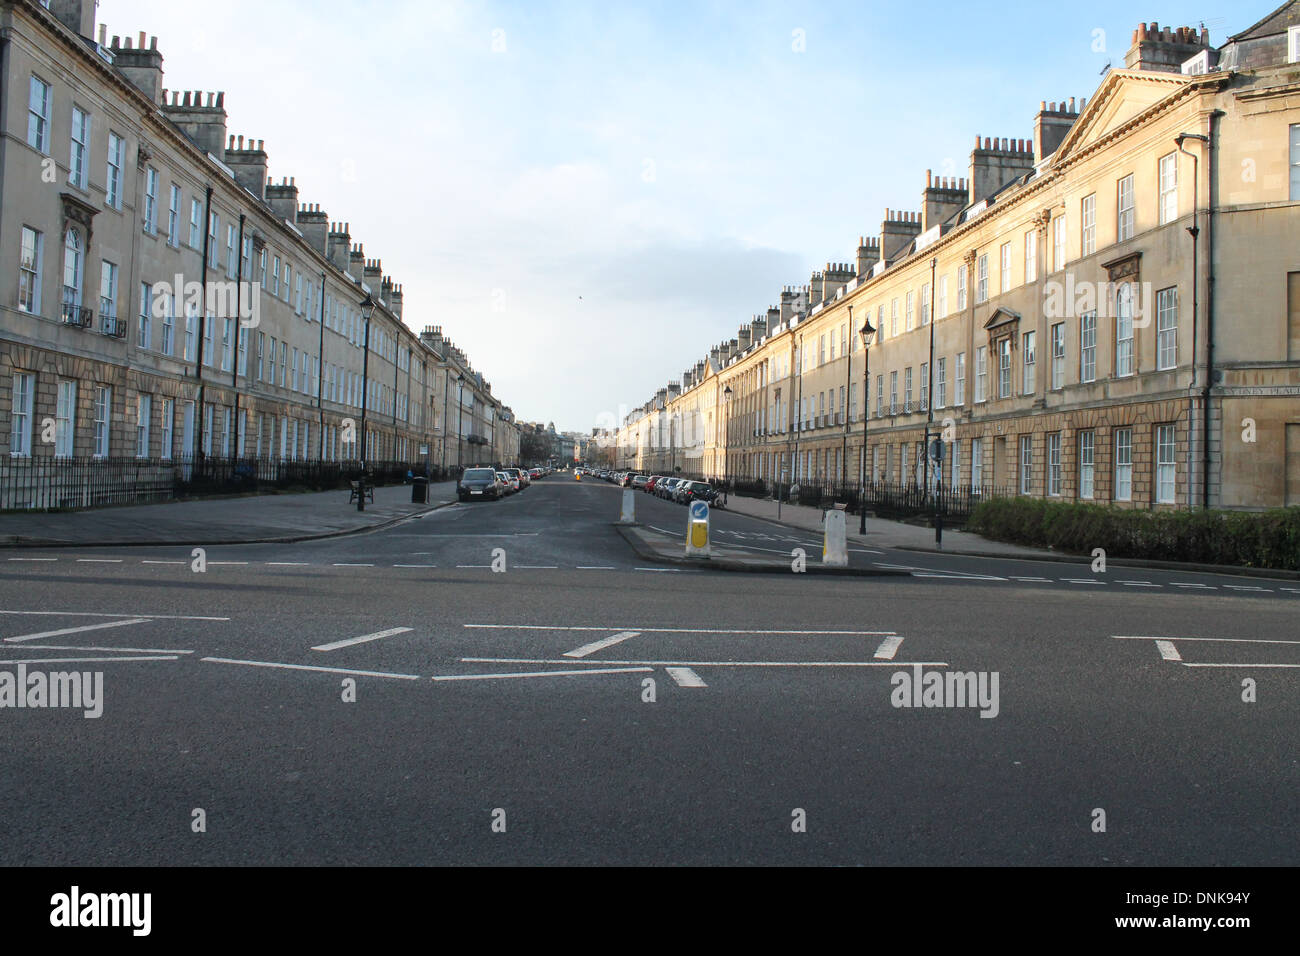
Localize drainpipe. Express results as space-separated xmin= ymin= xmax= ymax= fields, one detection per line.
xmin=194 ymin=185 xmax=213 ymax=466
xmin=317 ymin=271 xmax=326 ymax=460
xmin=232 ymin=214 xmax=245 ymax=459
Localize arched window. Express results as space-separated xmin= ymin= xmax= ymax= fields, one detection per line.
xmin=62 ymin=228 xmax=82 ymax=308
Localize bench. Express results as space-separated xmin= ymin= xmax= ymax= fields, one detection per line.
xmin=348 ymin=480 xmax=374 ymax=504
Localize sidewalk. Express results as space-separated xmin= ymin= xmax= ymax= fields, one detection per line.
xmin=0 ymin=481 xmax=459 ymax=547
xmin=718 ymin=493 xmax=1053 ymax=559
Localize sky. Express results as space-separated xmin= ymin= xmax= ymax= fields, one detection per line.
xmin=101 ymin=0 xmax=1279 ymax=433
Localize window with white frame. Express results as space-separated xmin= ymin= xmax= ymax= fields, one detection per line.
xmin=168 ymin=185 xmax=181 ymax=246
xmin=1053 ymin=214 xmax=1066 ymax=271
xmin=1081 ymin=193 xmax=1096 ymax=256
xmin=1022 ymin=330 xmax=1036 ymax=394
xmin=890 ymin=298 xmax=898 ymax=337
xmin=1290 ymin=24 xmax=1300 ymax=63
xmin=906 ymin=291 xmax=915 ymax=331
xmin=975 ymin=346 xmax=987 ymax=402
xmin=160 ymin=398 xmax=173 ymax=460
xmin=1157 ymin=287 xmax=1178 ymax=370
xmin=106 ymin=133 xmax=125 ymax=209
xmin=189 ymin=199 xmax=202 ymax=248
xmin=1019 ymin=435 xmax=1033 ymax=495
xmin=202 ymin=316 xmax=214 ymax=367
xmin=283 ymin=263 xmax=292 ymax=303
xmin=221 ymin=407 xmax=232 ymax=457
xmin=1114 ymin=427 xmax=1133 ymax=501
xmin=920 ymin=363 xmax=929 ymax=411
xmin=904 ymin=368 xmax=913 ymax=411
xmin=950 ymin=438 xmax=960 ymax=492
xmin=1078 ymin=430 xmax=1095 ymax=499
xmin=272 ymin=256 xmax=280 ymax=296
xmin=1116 ymin=284 xmax=1135 ymax=376
xmin=875 ymin=374 xmax=883 ymax=416
xmin=938 ymin=275 xmax=948 ymax=317
xmin=161 ymin=292 xmax=175 ymax=355
xmin=136 ymin=394 xmax=151 ymax=458
xmin=70 ymin=107 xmax=90 ymax=188
xmin=1000 ymin=241 xmax=1011 ymax=293
xmin=222 ymin=317 xmax=234 ymax=372
xmin=1117 ymin=174 xmax=1135 ymax=241
xmin=1047 ymin=432 xmax=1061 ymax=496
xmin=93 ymin=385 xmax=111 ymax=458
xmin=1024 ymin=230 xmax=1036 ymax=283
xmin=208 ymin=212 xmax=220 ymax=269
xmin=144 ymin=167 xmax=158 ymax=233
xmin=203 ymin=404 xmax=214 ymax=456
xmin=1080 ymin=311 xmax=1097 ymax=383
xmin=955 ymin=352 xmax=966 ymax=405
xmin=1050 ymin=322 xmax=1065 ymax=389
xmin=889 ymin=371 xmax=898 ymax=414
xmin=28 ymin=76 xmax=51 ymax=152
xmin=183 ymin=303 xmax=196 ymax=361
xmin=238 ymin=327 xmax=248 ymax=377
xmin=99 ymin=260 xmax=118 ymax=324
xmin=1159 ymin=152 xmax=1178 ymax=224
xmin=998 ymin=337 xmax=1012 ymax=399
xmin=55 ymin=380 xmax=76 ymax=458
xmin=62 ymin=228 xmax=83 ymax=310
xmin=957 ymin=264 xmax=968 ymax=310
xmin=138 ymin=281 xmax=151 ymax=349
xmin=921 ymin=282 xmax=931 ymax=326
xmin=1156 ymin=424 xmax=1176 ymax=503
xmin=970 ymin=437 xmax=983 ymax=492
xmin=976 ymin=253 xmax=989 ymax=303
xmin=10 ymin=372 xmax=34 ymax=457
xmin=1292 ymin=124 xmax=1300 ymax=201
xmin=291 ymin=347 xmax=299 ymax=391
xmin=226 ymin=224 xmax=237 ymax=274
xmin=936 ymin=357 xmax=947 ymax=408
xmin=19 ymin=226 xmax=42 ymax=314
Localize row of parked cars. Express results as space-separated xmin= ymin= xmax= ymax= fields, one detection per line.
xmin=579 ymin=468 xmax=720 ymax=506
xmin=457 ymin=465 xmax=550 ymax=501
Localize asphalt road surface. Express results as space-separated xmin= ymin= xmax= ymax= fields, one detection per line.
xmin=1 ymin=477 xmax=1296 ymax=865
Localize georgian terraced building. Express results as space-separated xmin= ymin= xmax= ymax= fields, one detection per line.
xmin=617 ymin=4 xmax=1300 ymax=511
xmin=0 ymin=0 xmax=519 ymax=506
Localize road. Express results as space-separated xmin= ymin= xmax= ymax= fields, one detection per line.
xmin=0 ymin=476 xmax=1296 ymax=865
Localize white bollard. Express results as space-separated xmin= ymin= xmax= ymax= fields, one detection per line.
xmin=684 ymin=499 xmax=711 ymax=558
xmin=822 ymin=509 xmax=848 ymax=566
xmin=620 ymin=489 xmax=635 ymax=524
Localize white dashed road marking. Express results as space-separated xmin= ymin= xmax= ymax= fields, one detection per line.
xmin=1155 ymin=640 xmax=1182 ymax=661
xmin=312 ymin=626 xmax=414 ymax=652
xmin=5 ymin=617 xmax=151 ymax=643
xmin=202 ymin=657 xmax=421 ymax=680
xmin=431 ymin=666 xmax=653 ymax=682
xmin=564 ymin=631 xmax=640 ymax=659
xmin=666 ymin=667 xmax=707 ymax=687
xmin=873 ymin=636 xmax=904 ymax=659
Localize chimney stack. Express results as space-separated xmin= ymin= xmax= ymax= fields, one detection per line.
xmin=1032 ymin=99 xmax=1085 ymax=163
xmin=110 ymin=34 xmax=164 ymax=104
xmin=1124 ymin=22 xmax=1210 ymax=73
xmin=968 ymin=136 xmax=1036 ymax=205
xmin=921 ymin=171 xmax=969 ymax=232
xmin=264 ymin=176 xmax=299 ymax=226
xmin=224 ymin=136 xmax=268 ymax=200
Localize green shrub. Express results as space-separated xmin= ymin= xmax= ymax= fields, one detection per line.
xmin=966 ymin=499 xmax=1300 ymax=570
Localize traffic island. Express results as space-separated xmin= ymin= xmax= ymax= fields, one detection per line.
xmin=614 ymin=524 xmax=910 ymax=577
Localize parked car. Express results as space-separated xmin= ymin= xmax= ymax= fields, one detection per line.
xmin=631 ymin=474 xmax=649 ymax=489
xmin=504 ymin=467 xmax=526 ymax=489
xmin=661 ymin=477 xmax=685 ymax=499
xmin=496 ymin=471 xmax=517 ymax=494
xmin=458 ymin=467 xmax=503 ymax=501
xmin=529 ymin=468 xmax=542 ymax=480
xmin=681 ymin=481 xmax=716 ymax=503
xmin=645 ymin=476 xmax=663 ymax=493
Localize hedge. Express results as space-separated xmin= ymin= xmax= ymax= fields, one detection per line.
xmin=966 ymin=498 xmax=1300 ymax=571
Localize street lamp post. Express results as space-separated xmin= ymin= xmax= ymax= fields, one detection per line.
xmin=357 ymin=293 xmax=375 ymax=512
xmin=773 ymin=385 xmax=782 ymax=520
xmin=858 ymin=317 xmax=876 ymax=535
xmin=722 ymin=384 xmax=733 ymax=503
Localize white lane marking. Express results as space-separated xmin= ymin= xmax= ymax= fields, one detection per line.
xmin=456 ymin=565 xmax=493 ymax=569
xmin=1010 ymin=576 xmax=1051 ymax=582
xmin=1120 ymin=581 xmax=1160 ymax=587
xmin=666 ymin=667 xmax=707 ymax=687
xmin=635 ymin=568 xmax=681 ymax=572
xmin=7 ymin=557 xmax=56 ymax=562
xmin=201 ymin=657 xmax=421 ymax=680
xmin=141 ymin=560 xmax=185 ymax=565
xmin=464 ymin=625 xmax=897 ymax=635
xmin=913 ymin=572 xmax=1008 ymax=581
xmin=393 ymin=564 xmax=437 ymax=568
xmin=873 ymin=636 xmax=904 ymax=660
xmin=0 ymin=610 xmax=227 ymax=620
xmin=207 ymin=561 xmax=249 ymax=566
xmin=1282 ymin=588 xmax=1300 ymax=593
xmin=431 ymin=666 xmax=653 ymax=682
xmin=421 ymin=533 xmax=539 ymax=537
xmin=1114 ymin=635 xmax=1300 ymax=646
xmin=5 ymin=618 xmax=151 ymax=643
xmin=332 ymin=563 xmax=374 ymax=567
xmin=0 ymin=655 xmax=177 ymax=665
xmin=1155 ymin=640 xmax=1182 ymax=661
xmin=1224 ymin=585 xmax=1270 ymax=592
xmin=1061 ymin=578 xmax=1105 ymax=584
xmin=564 ymin=631 xmax=640 ymax=659
xmin=0 ymin=644 xmax=194 ymax=654
xmin=516 ymin=565 xmax=559 ymax=569
xmin=648 ymin=526 xmax=683 ymax=537
xmin=266 ymin=562 xmax=310 ymax=566
xmin=1172 ymin=583 xmax=1214 ymax=589
xmin=312 ymin=627 xmax=414 ymax=652
xmin=1183 ymin=662 xmax=1300 ymax=668
xmin=461 ymin=657 xmax=950 ymax=668
xmin=76 ymin=558 xmax=123 ymax=564
xmin=577 ymin=566 xmax=616 ymax=570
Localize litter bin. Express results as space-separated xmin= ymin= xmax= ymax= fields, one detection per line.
xmin=411 ymin=476 xmax=428 ymax=504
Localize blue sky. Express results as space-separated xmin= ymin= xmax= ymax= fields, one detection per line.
xmin=102 ymin=0 xmax=1278 ymax=431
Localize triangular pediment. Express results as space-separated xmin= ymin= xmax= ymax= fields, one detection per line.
xmin=1050 ymin=70 xmax=1193 ymax=166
